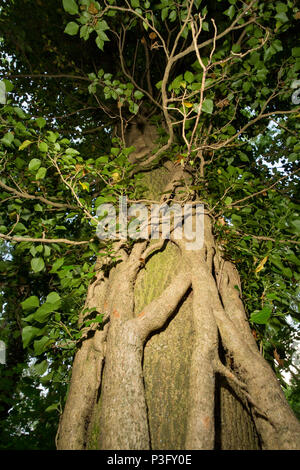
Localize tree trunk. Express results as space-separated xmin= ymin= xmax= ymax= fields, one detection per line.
xmin=57 ymin=126 xmax=300 ymax=451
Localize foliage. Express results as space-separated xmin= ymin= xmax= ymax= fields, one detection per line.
xmin=0 ymin=0 xmax=299 ymax=448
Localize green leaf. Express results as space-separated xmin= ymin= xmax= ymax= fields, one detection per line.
xmin=34 ymin=203 xmax=43 ymax=212
xmin=243 ymin=81 xmax=251 ymax=93
xmin=38 ymin=141 xmax=48 ymax=153
xmin=19 ymin=140 xmax=32 ymax=150
xmin=134 ymin=90 xmax=144 ymax=100
xmin=224 ymin=197 xmax=232 ymax=205
xmin=35 ymin=117 xmax=46 ymax=129
xmin=2 ymin=79 xmax=13 ymax=92
xmin=65 ymin=147 xmax=80 ymax=156
xmin=161 ymin=7 xmax=169 ymax=21
xmin=224 ymin=5 xmax=235 ymax=20
xmin=131 ymin=0 xmax=140 ymax=7
xmin=21 ymin=296 xmax=40 ymax=310
xmin=97 ymin=20 xmax=109 ymax=31
xmin=34 ymin=301 xmax=59 ymax=323
xmin=202 ymin=98 xmax=214 ymax=114
xmin=169 ymin=9 xmax=176 ymax=22
xmin=239 ymin=152 xmax=249 ymax=162
xmin=95 ymin=36 xmax=104 ymax=51
xmin=45 ymin=403 xmax=59 ymax=413
xmin=28 ymin=158 xmax=41 ymax=171
xmin=291 ymin=219 xmax=300 ymax=233
xmin=15 ymin=157 xmax=25 ymax=168
xmin=35 ymin=167 xmax=47 ymax=180
xmin=275 ymin=12 xmax=288 ymax=23
xmin=62 ymin=0 xmax=79 ymax=15
xmin=22 ymin=325 xmax=41 ymax=348
xmin=1 ymin=132 xmax=14 ymax=146
xmin=231 ymin=213 xmax=242 ymax=225
xmin=34 ymin=359 xmax=48 ymax=375
xmin=184 ymin=71 xmax=194 ymax=84
xmin=31 ymin=257 xmax=45 ymax=273
xmin=34 ymin=338 xmax=50 ymax=356
xmin=276 ymin=2 xmax=288 ymax=13
xmin=170 ymin=74 xmax=183 ymax=90
xmin=292 ymin=47 xmax=300 ymax=58
xmin=64 ymin=21 xmax=79 ymax=35
xmin=250 ymin=306 xmax=272 ymax=324
xmin=46 ymin=292 xmax=61 ymax=304
xmin=129 ymin=102 xmax=139 ymax=114
xmin=97 ymin=30 xmax=109 ymax=42
xmin=50 ymin=258 xmax=65 ymax=272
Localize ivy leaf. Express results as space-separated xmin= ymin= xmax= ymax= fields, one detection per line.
xmin=292 ymin=47 xmax=300 ymax=57
xmin=35 ymin=167 xmax=47 ymax=180
xmin=34 ymin=300 xmax=60 ymax=323
xmin=62 ymin=0 xmax=79 ymax=15
xmin=97 ymin=30 xmax=109 ymax=42
xmin=45 ymin=403 xmax=60 ymax=413
xmin=250 ymin=306 xmax=272 ymax=325
xmin=35 ymin=117 xmax=46 ymax=129
xmin=202 ymin=98 xmax=214 ymax=114
xmin=38 ymin=141 xmax=48 ymax=153
xmin=34 ymin=359 xmax=48 ymax=375
xmin=129 ymin=102 xmax=139 ymax=114
xmin=22 ymin=325 xmax=41 ymax=348
xmin=275 ymin=12 xmax=288 ymax=23
xmin=161 ymin=7 xmax=169 ymax=21
xmin=134 ymin=90 xmax=144 ymax=100
xmin=224 ymin=5 xmax=235 ymax=20
xmin=1 ymin=132 xmax=14 ymax=146
xmin=31 ymin=257 xmax=45 ymax=273
xmin=96 ymin=36 xmax=104 ymax=51
xmin=184 ymin=71 xmax=194 ymax=84
xmin=50 ymin=258 xmax=65 ymax=273
xmin=21 ymin=296 xmax=40 ymax=310
xmin=34 ymin=338 xmax=50 ymax=356
xmin=290 ymin=219 xmax=300 ymax=233
xmin=46 ymin=292 xmax=61 ymax=304
xmin=64 ymin=21 xmax=79 ymax=36
xmin=28 ymin=158 xmax=41 ymax=171
xmin=19 ymin=140 xmax=32 ymax=150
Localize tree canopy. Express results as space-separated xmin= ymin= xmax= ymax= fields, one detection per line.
xmin=0 ymin=0 xmax=299 ymax=449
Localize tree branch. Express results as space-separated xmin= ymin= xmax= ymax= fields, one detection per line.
xmin=0 ymin=233 xmax=94 ymax=245
xmin=0 ymin=180 xmax=78 ymax=210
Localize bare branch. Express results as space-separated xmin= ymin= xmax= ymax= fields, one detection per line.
xmin=3 ymin=73 xmax=91 ymax=82
xmin=0 ymin=233 xmax=93 ymax=245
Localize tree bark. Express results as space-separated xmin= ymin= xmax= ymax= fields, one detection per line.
xmin=57 ymin=126 xmax=300 ymax=451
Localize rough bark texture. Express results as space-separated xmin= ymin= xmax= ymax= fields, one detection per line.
xmin=57 ymin=123 xmax=300 ymax=451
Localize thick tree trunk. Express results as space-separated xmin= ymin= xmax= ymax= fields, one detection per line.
xmin=57 ymin=129 xmax=300 ymax=451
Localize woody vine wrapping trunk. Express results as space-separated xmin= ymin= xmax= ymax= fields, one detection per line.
xmin=57 ymin=145 xmax=300 ymax=450
xmin=1 ymin=0 xmax=300 ymax=452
